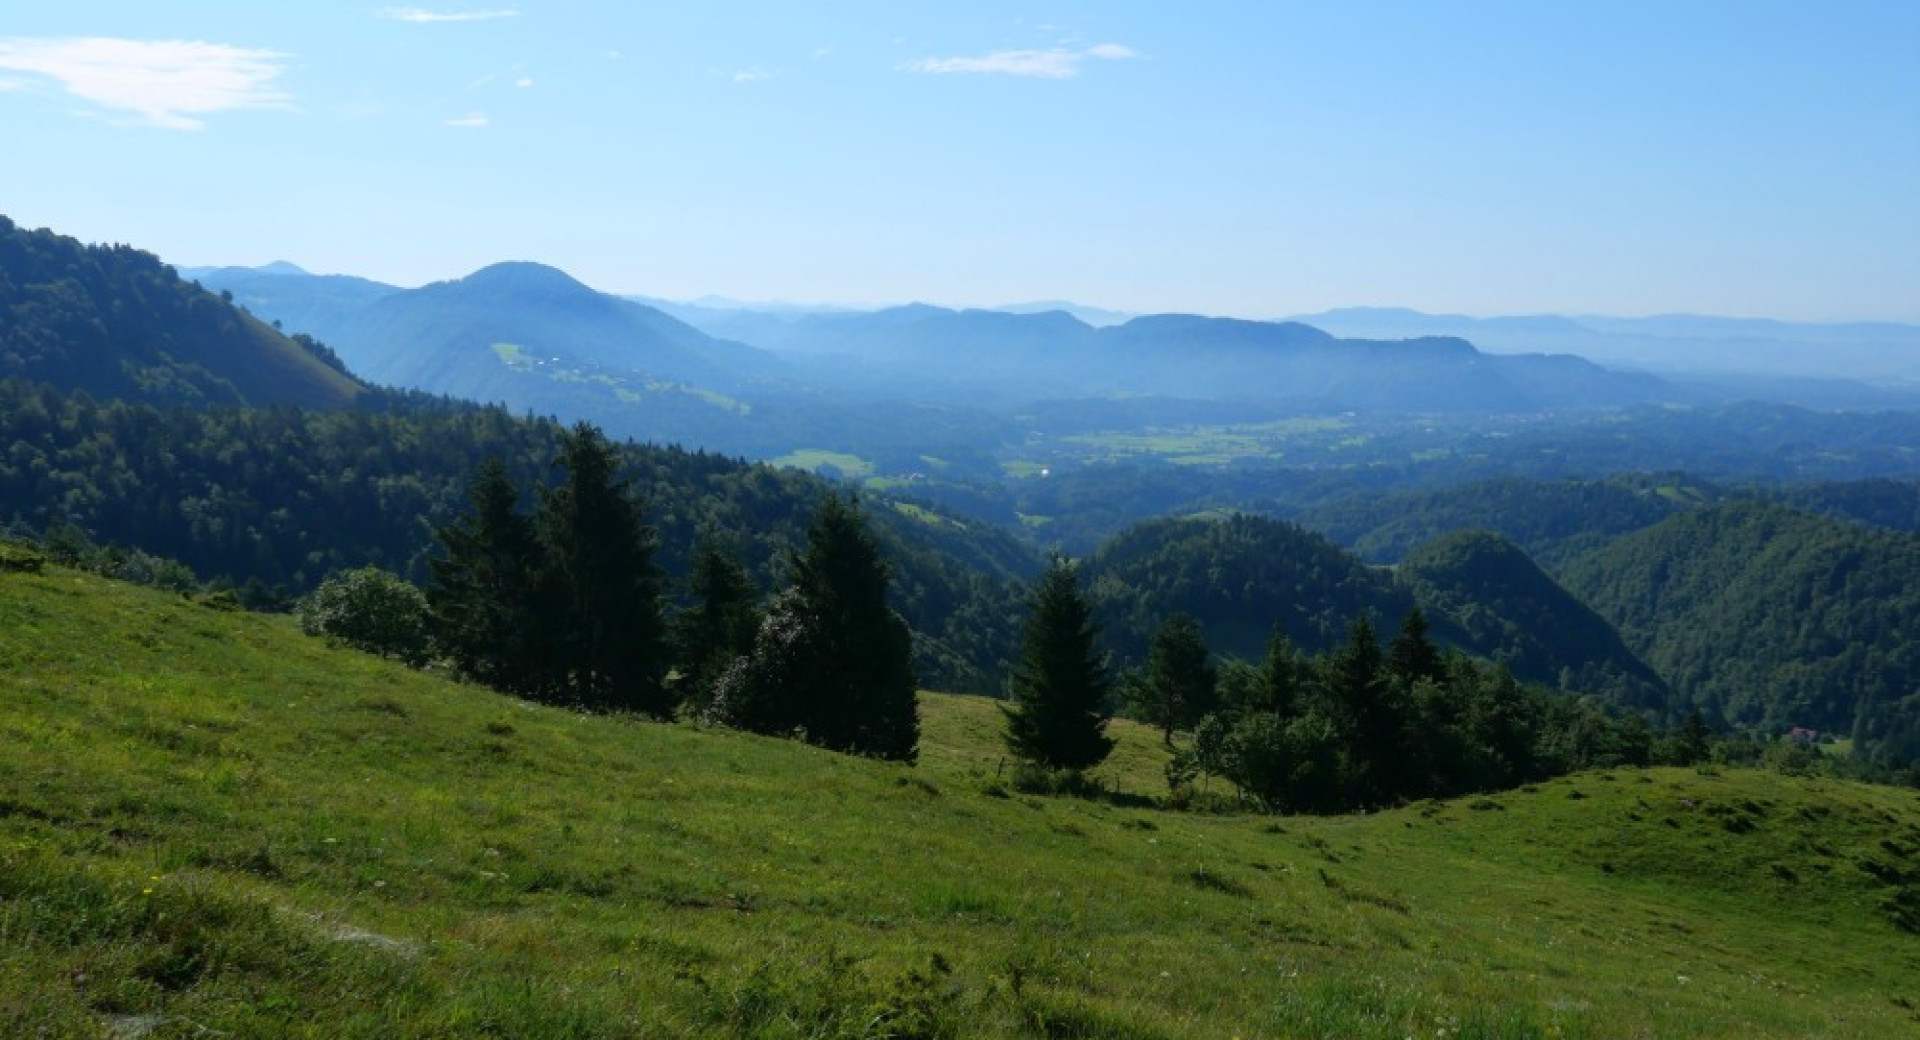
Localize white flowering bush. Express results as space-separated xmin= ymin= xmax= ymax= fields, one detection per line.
xmin=297 ymin=566 xmax=432 ymax=667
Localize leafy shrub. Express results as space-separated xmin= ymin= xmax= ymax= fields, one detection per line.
xmin=298 ymin=566 xmax=431 ymax=666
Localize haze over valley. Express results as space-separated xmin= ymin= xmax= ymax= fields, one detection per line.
xmin=4 ymin=3 xmax=1919 ymax=1036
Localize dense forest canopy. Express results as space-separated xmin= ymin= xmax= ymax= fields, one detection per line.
xmin=1559 ymin=501 xmax=1920 ymax=766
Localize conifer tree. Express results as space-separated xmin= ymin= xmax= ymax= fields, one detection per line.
xmin=719 ymin=494 xmax=919 ymax=760
xmin=1325 ymin=614 xmax=1394 ymax=804
xmin=1256 ymin=627 xmax=1301 ymax=718
xmin=535 ymin=423 xmax=670 ymax=717
xmin=428 ymin=457 xmax=542 ymax=695
xmin=1387 ymin=607 xmax=1443 ymax=687
xmin=1004 ymin=556 xmax=1115 ymax=772
xmin=1677 ymin=707 xmax=1712 ymax=766
xmin=801 ymin=494 xmax=919 ymax=760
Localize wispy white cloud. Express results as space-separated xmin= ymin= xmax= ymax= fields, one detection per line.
xmin=732 ymin=68 xmax=768 ymax=84
xmin=444 ymin=111 xmax=488 ymax=127
xmin=514 ymin=76 xmax=534 ymax=88
xmin=903 ymin=42 xmax=1137 ymax=80
xmin=379 ymin=8 xmax=518 ymax=24
xmin=0 ymin=36 xmax=289 ymax=129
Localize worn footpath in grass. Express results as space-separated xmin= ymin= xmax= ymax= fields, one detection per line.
xmin=2 ymin=566 xmax=1918 ymax=1037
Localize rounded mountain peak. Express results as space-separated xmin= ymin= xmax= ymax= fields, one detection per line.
xmin=453 ymin=261 xmax=597 ymax=298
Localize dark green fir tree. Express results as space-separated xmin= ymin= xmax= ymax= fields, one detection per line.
xmin=535 ymin=423 xmax=670 ymax=717
xmin=428 ymin=457 xmax=542 ymax=695
xmin=789 ymin=494 xmax=919 ymax=761
xmin=1003 ymin=556 xmax=1115 ymax=772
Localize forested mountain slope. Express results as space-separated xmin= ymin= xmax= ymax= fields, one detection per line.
xmin=1080 ymin=514 xmax=1413 ymax=664
xmin=0 ymin=381 xmax=1036 ymax=694
xmin=1560 ymin=502 xmax=1920 ymax=763
xmin=1079 ymin=515 xmax=1666 ymax=712
xmin=0 ymin=216 xmax=361 ymax=409
xmin=1769 ymin=477 xmax=1920 ymax=534
xmin=1298 ymin=472 xmax=1920 ymax=568
xmin=1295 ymin=475 xmax=1705 ymax=566
xmin=1397 ymin=530 xmax=1668 ymax=712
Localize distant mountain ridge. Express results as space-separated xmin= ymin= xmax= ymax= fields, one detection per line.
xmin=205 ymin=261 xmax=1691 ymax=416
xmin=194 ymin=260 xmax=796 ymax=450
xmin=1292 ymin=305 xmax=1920 ymax=391
xmin=662 ymin=299 xmax=1682 ymax=412
xmin=347 ymin=261 xmax=785 ymax=392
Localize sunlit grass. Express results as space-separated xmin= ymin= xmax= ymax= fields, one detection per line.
xmin=768 ymin=448 xmax=875 ymax=478
xmin=3 ymin=566 xmax=1917 ymax=1037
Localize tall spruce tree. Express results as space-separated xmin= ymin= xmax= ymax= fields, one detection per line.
xmin=535 ymin=423 xmax=671 ymax=717
xmin=428 ymin=457 xmax=542 ymax=695
xmin=721 ymin=494 xmax=919 ymax=760
xmin=805 ymin=494 xmax=918 ymax=760
xmin=1003 ymin=556 xmax=1115 ymax=772
xmin=1387 ymin=607 xmax=1443 ymax=687
xmin=1325 ymin=614 xmax=1400 ymax=805
xmin=1256 ymin=627 xmax=1301 ymax=718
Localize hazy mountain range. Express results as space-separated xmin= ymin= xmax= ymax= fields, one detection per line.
xmin=1290 ymin=306 xmax=1920 ymax=388
xmin=192 ymin=261 xmax=1700 ymax=418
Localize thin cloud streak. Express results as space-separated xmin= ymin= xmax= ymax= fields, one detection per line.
xmin=904 ymin=43 xmax=1137 ymax=80
xmin=444 ymin=111 xmax=488 ymax=127
xmin=379 ymin=8 xmax=518 ymax=24
xmin=0 ymin=36 xmax=289 ymax=130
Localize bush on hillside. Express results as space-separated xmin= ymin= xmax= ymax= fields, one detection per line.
xmin=299 ymin=566 xmax=432 ymax=666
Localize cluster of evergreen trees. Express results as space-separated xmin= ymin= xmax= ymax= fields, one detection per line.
xmin=429 ymin=427 xmax=669 ymax=715
xmin=999 ymin=558 xmax=1702 ymax=812
xmin=425 ymin=423 xmax=919 ymax=760
xmin=1183 ymin=611 xmax=1688 ymax=812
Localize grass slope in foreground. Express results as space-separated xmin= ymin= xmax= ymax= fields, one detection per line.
xmin=2 ymin=566 xmax=1918 ymax=1039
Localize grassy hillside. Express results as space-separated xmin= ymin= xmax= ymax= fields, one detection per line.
xmin=3 ymin=565 xmax=1917 ymax=1038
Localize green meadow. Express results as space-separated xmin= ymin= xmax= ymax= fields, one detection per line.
xmin=769 ymin=450 xmax=877 ymax=480
xmin=2 ymin=565 xmax=1917 ymax=1037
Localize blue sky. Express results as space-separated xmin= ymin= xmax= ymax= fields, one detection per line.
xmin=2 ymin=2 xmax=1915 ymax=320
